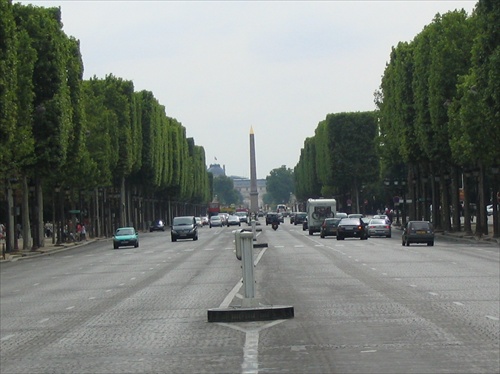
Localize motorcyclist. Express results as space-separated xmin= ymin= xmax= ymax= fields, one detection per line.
xmin=271 ymin=213 xmax=280 ymax=227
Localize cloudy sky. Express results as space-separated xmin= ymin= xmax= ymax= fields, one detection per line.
xmin=19 ymin=0 xmax=477 ymax=179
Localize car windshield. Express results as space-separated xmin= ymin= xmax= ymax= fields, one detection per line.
xmin=370 ymin=219 xmax=386 ymax=225
xmin=410 ymin=222 xmax=431 ymax=230
xmin=211 ymin=216 xmax=221 ymax=221
xmin=340 ymin=218 xmax=361 ymax=225
xmin=173 ymin=217 xmax=193 ymax=225
xmin=116 ymin=228 xmax=134 ymax=236
xmin=325 ymin=218 xmax=341 ymax=226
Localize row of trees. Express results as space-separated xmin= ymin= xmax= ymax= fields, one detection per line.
xmin=294 ymin=1 xmax=499 ymax=237
xmin=294 ymin=112 xmax=380 ymax=214
xmin=0 ymin=2 xmax=212 ymax=251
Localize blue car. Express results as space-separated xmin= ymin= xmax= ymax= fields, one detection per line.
xmin=113 ymin=227 xmax=139 ymax=249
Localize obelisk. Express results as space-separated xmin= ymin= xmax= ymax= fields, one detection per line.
xmin=249 ymin=126 xmax=259 ymax=216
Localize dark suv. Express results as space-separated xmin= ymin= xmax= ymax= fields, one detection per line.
xmin=336 ymin=218 xmax=368 ymax=240
xmin=150 ymin=219 xmax=165 ymax=232
xmin=171 ymin=216 xmax=198 ymax=242
xmin=402 ymin=221 xmax=434 ymax=246
xmin=266 ymin=212 xmax=279 ymax=225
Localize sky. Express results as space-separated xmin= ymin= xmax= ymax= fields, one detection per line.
xmin=19 ymin=0 xmax=477 ymax=179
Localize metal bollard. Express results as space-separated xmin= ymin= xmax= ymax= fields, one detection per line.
xmin=235 ymin=230 xmax=256 ymax=302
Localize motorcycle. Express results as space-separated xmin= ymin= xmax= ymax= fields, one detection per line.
xmin=272 ymin=221 xmax=279 ymax=231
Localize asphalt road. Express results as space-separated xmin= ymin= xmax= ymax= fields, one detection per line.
xmin=1 ymin=222 xmax=499 ymax=374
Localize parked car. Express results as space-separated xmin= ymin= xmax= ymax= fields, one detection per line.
xmin=294 ymin=212 xmax=307 ymax=225
xmin=113 ymin=227 xmax=139 ymax=249
xmin=402 ymin=221 xmax=434 ymax=246
xmin=149 ymin=219 xmax=165 ymax=232
xmin=336 ymin=218 xmax=368 ymax=240
xmin=320 ymin=218 xmax=342 ymax=238
xmin=171 ymin=216 xmax=198 ymax=242
xmin=487 ymin=204 xmax=498 ymax=216
xmin=367 ymin=218 xmax=392 ymax=238
xmin=227 ymin=215 xmax=241 ymax=226
xmin=209 ymin=215 xmax=223 ymax=228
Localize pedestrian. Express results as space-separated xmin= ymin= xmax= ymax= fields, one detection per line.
xmin=0 ymin=223 xmax=5 ymax=240
xmin=80 ymin=224 xmax=86 ymax=241
xmin=16 ymin=223 xmax=22 ymax=239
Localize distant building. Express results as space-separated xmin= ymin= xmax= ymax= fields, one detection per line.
xmin=207 ymin=163 xmax=226 ymax=177
xmin=207 ymin=163 xmax=266 ymax=209
xmin=233 ymin=178 xmax=266 ymax=210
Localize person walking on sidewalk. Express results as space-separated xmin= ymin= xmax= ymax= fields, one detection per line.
xmin=80 ymin=224 xmax=87 ymax=241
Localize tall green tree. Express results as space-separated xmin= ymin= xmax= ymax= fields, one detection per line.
xmin=266 ymin=166 xmax=294 ymax=205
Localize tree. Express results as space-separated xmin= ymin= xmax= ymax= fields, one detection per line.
xmin=212 ymin=176 xmax=241 ymax=206
xmin=266 ymin=166 xmax=294 ymax=205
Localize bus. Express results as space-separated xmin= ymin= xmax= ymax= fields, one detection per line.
xmin=306 ymin=198 xmax=336 ymax=235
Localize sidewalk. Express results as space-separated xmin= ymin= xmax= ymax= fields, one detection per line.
xmin=1 ymin=237 xmax=102 ymax=263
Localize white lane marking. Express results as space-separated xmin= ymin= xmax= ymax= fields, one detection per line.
xmin=294 ymin=245 xmax=304 ymax=248
xmin=89 ymin=297 xmax=96 ymax=300
xmin=130 ymin=277 xmax=136 ymax=280
xmin=105 ymin=289 xmax=112 ymax=292
xmin=119 ymin=283 xmax=126 ymax=286
xmin=219 ymin=320 xmax=286 ymax=374
xmin=453 ymin=302 xmax=464 ymax=306
xmin=429 ymin=292 xmax=439 ymax=296
xmin=66 ymin=306 xmax=75 ymax=310
xmin=33 ymin=283 xmax=40 ymax=286
xmin=409 ymin=284 xmax=417 ymax=288
xmin=486 ymin=316 xmax=499 ymax=321
xmin=394 ymin=278 xmax=402 ymax=281
xmin=219 ymin=279 xmax=243 ymax=309
xmin=361 ymin=350 xmax=377 ymax=353
xmin=382 ymin=273 xmax=387 ymax=276
xmin=1 ymin=334 xmax=15 ymax=342
xmin=274 ymin=245 xmax=284 ymax=248
xmin=38 ymin=318 xmax=50 ymax=323
xmin=242 ymin=330 xmax=259 ymax=373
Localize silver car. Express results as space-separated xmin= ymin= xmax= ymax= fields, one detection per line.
xmin=367 ymin=218 xmax=392 ymax=238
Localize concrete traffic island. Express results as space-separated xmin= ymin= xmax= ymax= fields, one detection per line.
xmin=207 ymin=230 xmax=294 ymax=323
xmin=207 ymin=304 xmax=294 ymax=323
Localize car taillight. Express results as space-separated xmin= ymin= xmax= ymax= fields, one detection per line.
xmin=385 ymin=225 xmax=390 ymax=229
xmin=369 ymin=225 xmax=375 ymax=228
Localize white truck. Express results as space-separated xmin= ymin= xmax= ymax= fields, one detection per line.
xmin=306 ymin=198 xmax=337 ymax=235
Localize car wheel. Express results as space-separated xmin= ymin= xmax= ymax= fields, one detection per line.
xmin=150 ymin=229 xmax=153 ymax=232
xmin=193 ymin=234 xmax=198 ymax=241
xmin=135 ymin=242 xmax=139 ymax=248
xmin=113 ymin=244 xmax=118 ymax=249
xmin=320 ymin=234 xmax=325 ymax=238
xmin=427 ymin=241 xmax=434 ymax=246
xmin=387 ymin=234 xmax=391 ymax=238
xmin=402 ymin=241 xmax=405 ymax=246
xmin=171 ymin=236 xmax=177 ymax=242
xmin=406 ymin=239 xmax=410 ymax=246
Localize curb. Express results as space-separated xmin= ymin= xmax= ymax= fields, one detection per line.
xmin=1 ymin=239 xmax=101 ymax=263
